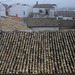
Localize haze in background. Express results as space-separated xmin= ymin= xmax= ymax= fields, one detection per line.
xmin=0 ymin=0 xmax=75 ymax=8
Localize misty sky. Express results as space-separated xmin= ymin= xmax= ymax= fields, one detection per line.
xmin=0 ymin=0 xmax=75 ymax=8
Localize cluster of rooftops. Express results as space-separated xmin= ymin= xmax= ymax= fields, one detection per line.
xmin=1 ymin=2 xmax=75 ymax=19
xmin=0 ymin=2 xmax=75 ymax=75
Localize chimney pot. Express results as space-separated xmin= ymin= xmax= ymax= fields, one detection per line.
xmin=36 ymin=1 xmax=38 ymax=5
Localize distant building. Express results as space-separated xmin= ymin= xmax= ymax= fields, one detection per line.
xmin=33 ymin=2 xmax=56 ymax=18
xmin=0 ymin=3 xmax=6 ymax=16
xmin=57 ymin=11 xmax=75 ymax=20
xmin=8 ymin=3 xmax=32 ymax=18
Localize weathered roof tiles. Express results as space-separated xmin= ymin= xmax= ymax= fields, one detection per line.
xmin=27 ymin=18 xmax=58 ymax=27
xmin=0 ymin=30 xmax=75 ymax=74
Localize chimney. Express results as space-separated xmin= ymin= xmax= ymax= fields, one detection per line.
xmin=17 ymin=3 xmax=19 ymax=5
xmin=36 ymin=1 xmax=38 ymax=5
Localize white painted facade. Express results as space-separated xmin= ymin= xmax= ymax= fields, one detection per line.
xmin=0 ymin=3 xmax=6 ymax=16
xmin=57 ymin=16 xmax=73 ymax=20
xmin=32 ymin=27 xmax=59 ymax=31
xmin=33 ymin=8 xmax=55 ymax=18
xmin=63 ymin=17 xmax=73 ymax=20
xmin=8 ymin=4 xmax=32 ymax=18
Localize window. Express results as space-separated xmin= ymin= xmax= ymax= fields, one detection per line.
xmin=16 ymin=14 xmax=18 ymax=17
xmin=39 ymin=10 xmax=42 ymax=13
xmin=45 ymin=9 xmax=49 ymax=15
xmin=23 ymin=11 xmax=25 ymax=15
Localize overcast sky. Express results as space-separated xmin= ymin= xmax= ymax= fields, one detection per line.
xmin=0 ymin=0 xmax=75 ymax=8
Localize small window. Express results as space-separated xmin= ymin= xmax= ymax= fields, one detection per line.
xmin=39 ymin=10 xmax=42 ymax=13
xmin=45 ymin=9 xmax=49 ymax=15
xmin=23 ymin=11 xmax=25 ymax=15
xmin=16 ymin=14 xmax=18 ymax=17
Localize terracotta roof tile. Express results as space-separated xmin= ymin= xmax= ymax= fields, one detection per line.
xmin=8 ymin=15 xmax=24 ymax=21
xmin=0 ymin=30 xmax=75 ymax=74
xmin=28 ymin=18 xmax=58 ymax=27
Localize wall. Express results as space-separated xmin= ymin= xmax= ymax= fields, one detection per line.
xmin=49 ymin=9 xmax=54 ymax=17
xmin=8 ymin=4 xmax=32 ymax=18
xmin=63 ymin=17 xmax=73 ymax=20
xmin=8 ymin=4 xmax=22 ymax=17
xmin=33 ymin=8 xmax=55 ymax=18
xmin=22 ymin=6 xmax=32 ymax=17
xmin=57 ymin=17 xmax=73 ymax=20
xmin=0 ymin=3 xmax=6 ymax=16
xmin=33 ymin=27 xmax=59 ymax=31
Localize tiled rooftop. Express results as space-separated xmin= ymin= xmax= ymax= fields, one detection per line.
xmin=33 ymin=4 xmax=56 ymax=8
xmin=27 ymin=18 xmax=58 ymax=27
xmin=58 ymin=20 xmax=75 ymax=29
xmin=8 ymin=15 xmax=24 ymax=21
xmin=1 ymin=18 xmax=32 ymax=30
xmin=57 ymin=11 xmax=75 ymax=17
xmin=0 ymin=30 xmax=75 ymax=74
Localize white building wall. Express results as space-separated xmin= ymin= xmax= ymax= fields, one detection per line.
xmin=8 ymin=5 xmax=22 ymax=17
xmin=33 ymin=8 xmax=46 ymax=14
xmin=63 ymin=17 xmax=73 ymax=20
xmin=49 ymin=9 xmax=54 ymax=17
xmin=0 ymin=3 xmax=6 ymax=16
xmin=33 ymin=8 xmax=55 ymax=18
xmin=33 ymin=8 xmax=39 ymax=13
xmin=33 ymin=27 xmax=59 ymax=31
xmin=56 ymin=17 xmax=73 ymax=20
xmin=8 ymin=4 xmax=32 ymax=18
xmin=22 ymin=6 xmax=32 ymax=17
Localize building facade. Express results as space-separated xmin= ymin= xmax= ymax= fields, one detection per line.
xmin=57 ymin=11 xmax=75 ymax=20
xmin=0 ymin=3 xmax=6 ymax=16
xmin=33 ymin=3 xmax=56 ymax=18
xmin=8 ymin=3 xmax=32 ymax=18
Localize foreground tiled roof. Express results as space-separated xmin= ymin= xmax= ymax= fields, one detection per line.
xmin=27 ymin=18 xmax=58 ymax=27
xmin=8 ymin=15 xmax=24 ymax=21
xmin=0 ymin=30 xmax=75 ymax=74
